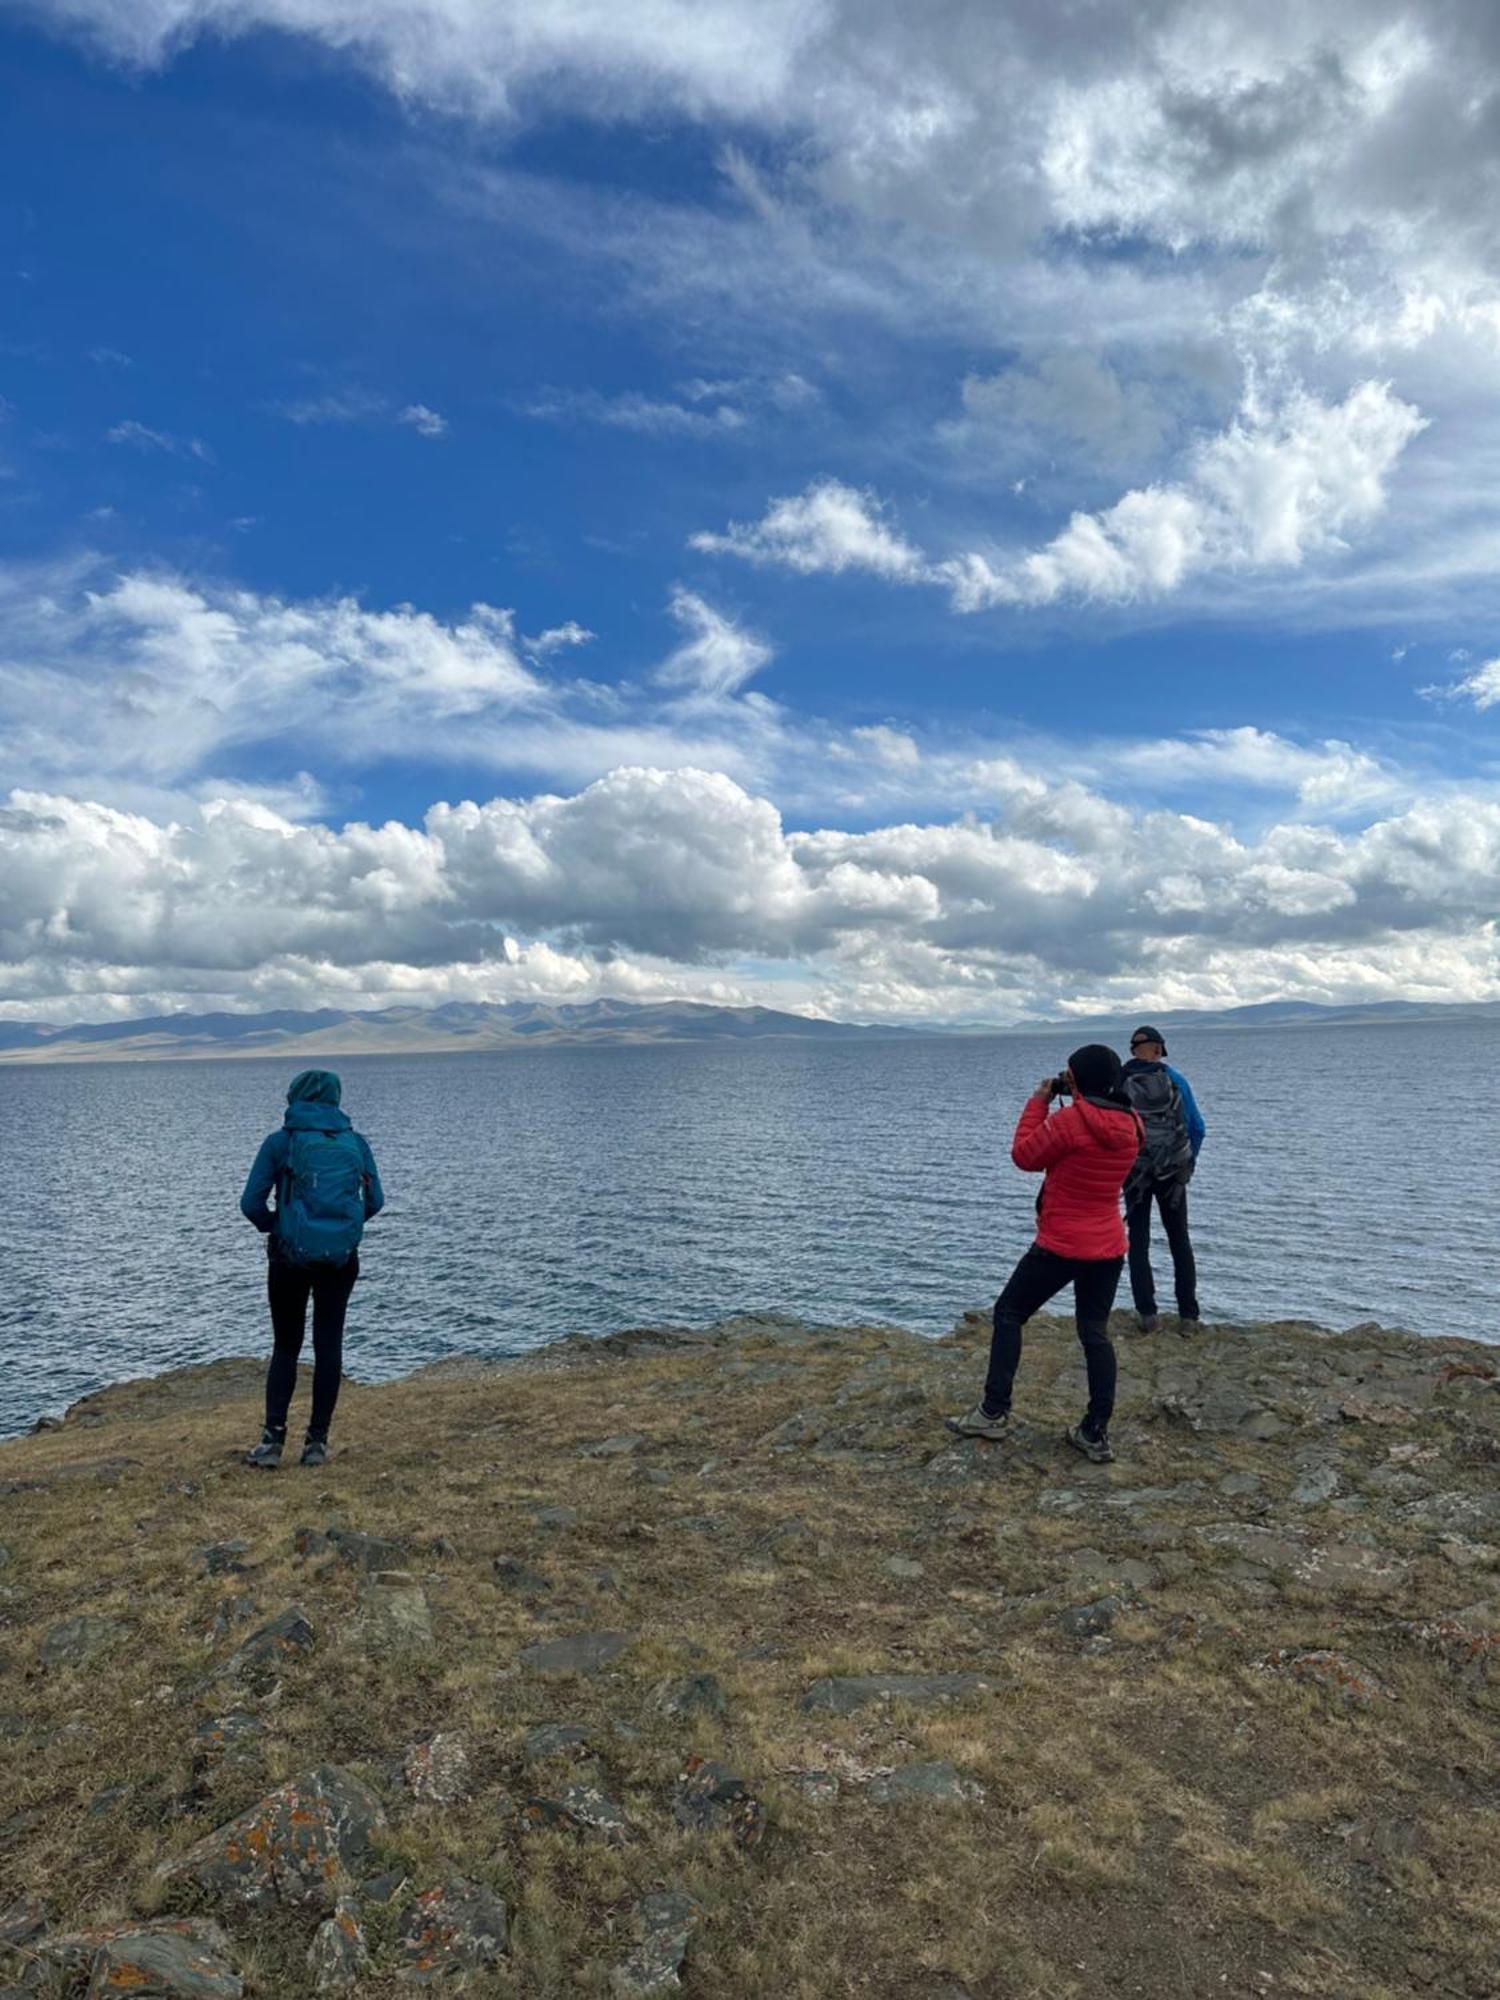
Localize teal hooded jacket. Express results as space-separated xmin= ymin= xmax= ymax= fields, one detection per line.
xmin=240 ymin=1070 xmax=385 ymax=1235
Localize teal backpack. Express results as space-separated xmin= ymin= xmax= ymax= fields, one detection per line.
xmin=276 ymin=1128 xmax=368 ymax=1268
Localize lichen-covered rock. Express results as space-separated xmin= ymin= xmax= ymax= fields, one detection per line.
xmin=866 ymin=1761 xmax=985 ymax=1806
xmin=192 ymin=1712 xmax=266 ymax=1772
xmin=195 ymin=1541 xmax=252 ymax=1577
xmin=609 ymin=1891 xmax=701 ymax=1995
xmin=396 ymin=1878 xmax=509 ymax=1983
xmin=155 ymin=1765 xmax=387 ymax=1912
xmin=41 ymin=1615 xmax=128 ymax=1669
xmin=523 ymin=1782 xmax=634 ymax=1842
xmin=649 ymin=1672 xmax=727 ymax=1721
xmin=801 ymin=1672 xmax=999 ymax=1715
xmin=351 ymin=1574 xmax=434 ymax=1657
xmin=307 ymin=1897 xmax=371 ymax=1992
xmin=37 ymin=1918 xmax=242 ymax=1997
xmin=522 ymin=1721 xmax=593 ymax=1761
xmin=403 ymin=1731 xmax=471 ymax=1805
xmin=672 ymin=1756 xmax=766 ymax=1847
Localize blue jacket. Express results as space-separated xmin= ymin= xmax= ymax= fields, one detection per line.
xmin=240 ymin=1069 xmax=385 ymax=1235
xmin=1164 ymin=1062 xmax=1206 ymax=1157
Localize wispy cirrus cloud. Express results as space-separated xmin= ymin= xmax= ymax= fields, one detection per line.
xmin=105 ymin=418 xmax=213 ymax=461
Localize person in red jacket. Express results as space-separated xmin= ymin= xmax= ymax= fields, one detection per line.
xmin=948 ymin=1043 xmax=1142 ymax=1463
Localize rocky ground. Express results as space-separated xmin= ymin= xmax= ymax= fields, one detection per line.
xmin=3 ymin=1307 xmax=1500 ymax=1998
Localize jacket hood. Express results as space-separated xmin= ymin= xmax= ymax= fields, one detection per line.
xmin=1071 ymin=1094 xmax=1141 ymax=1153
xmin=283 ymin=1069 xmax=351 ymax=1133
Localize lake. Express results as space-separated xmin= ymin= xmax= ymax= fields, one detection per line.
xmin=1 ymin=1019 xmax=1493 ymax=1436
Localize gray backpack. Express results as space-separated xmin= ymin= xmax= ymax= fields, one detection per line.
xmin=1120 ymin=1067 xmax=1193 ymax=1200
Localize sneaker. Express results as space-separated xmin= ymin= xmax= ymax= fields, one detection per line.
xmin=299 ymin=1433 xmax=330 ymax=1469
xmin=1132 ymin=1312 xmax=1160 ymax=1337
xmin=1064 ymin=1423 xmax=1115 ymax=1465
xmin=245 ymin=1426 xmax=286 ymax=1470
xmin=945 ymin=1404 xmax=1011 ymax=1442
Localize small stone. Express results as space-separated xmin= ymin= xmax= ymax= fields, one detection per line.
xmin=672 ymin=1755 xmax=766 ymax=1847
xmin=531 ymin=1505 xmax=579 ymax=1530
xmin=359 ymin=1870 xmax=408 ymax=1905
xmin=327 ymin=1527 xmax=410 ymax=1571
xmin=609 ymin=1891 xmax=701 ymax=1996
xmin=307 ymin=1899 xmax=370 ymax=1993
xmin=1064 ymin=1549 xmax=1155 ymax=1593
xmin=195 ymin=1541 xmax=252 ymax=1577
xmin=518 ymin=1629 xmax=636 ymax=1674
xmin=1058 ymin=1596 xmax=1121 ymax=1639
xmin=351 ymin=1575 xmax=434 ymax=1656
xmin=649 ymin=1672 xmax=728 ymax=1721
xmin=396 ymin=1878 xmax=509 ymax=1983
xmin=523 ymin=1782 xmax=634 ymax=1842
xmin=403 ymin=1731 xmax=472 ymax=1805
xmin=758 ymin=1408 xmax=829 ymax=1449
xmin=522 ymin=1722 xmax=593 ymax=1761
xmin=155 ymin=1766 xmax=386 ymax=1913
xmin=582 ymin=1433 xmax=646 ymax=1458
xmin=588 ymin=1566 xmax=623 ymax=1595
xmin=885 ymin=1556 xmax=926 ymax=1579
xmin=866 ymin=1761 xmax=984 ymax=1806
xmin=41 ymin=1615 xmax=128 ymax=1669
xmin=492 ymin=1556 xmax=550 ymax=1595
xmin=218 ymin=1605 xmax=315 ymax=1686
xmin=1218 ymin=1472 xmax=1262 ymax=1498
xmin=192 ymin=1712 xmax=267 ymax=1770
xmin=38 ymin=1918 xmax=242 ymax=1998
xmin=801 ymin=1672 xmax=999 ymax=1716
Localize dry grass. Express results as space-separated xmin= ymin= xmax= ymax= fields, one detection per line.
xmin=3 ymin=1311 xmax=1500 ymax=1996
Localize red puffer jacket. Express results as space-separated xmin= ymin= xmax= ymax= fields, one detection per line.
xmin=1011 ymin=1093 xmax=1143 ymax=1260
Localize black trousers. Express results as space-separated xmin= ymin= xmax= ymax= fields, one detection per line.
xmin=1126 ymin=1180 xmax=1198 ymax=1318
xmin=983 ymin=1243 xmax=1123 ymax=1430
xmin=265 ymin=1249 xmax=358 ymax=1436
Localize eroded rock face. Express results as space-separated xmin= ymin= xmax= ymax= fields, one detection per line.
xmin=37 ymin=1918 xmax=242 ymax=1998
xmin=396 ymin=1878 xmax=509 ymax=1984
xmin=41 ymin=1616 xmax=128 ymax=1670
xmin=801 ymin=1672 xmax=999 ymax=1715
xmin=518 ymin=1629 xmax=635 ymax=1674
xmin=155 ymin=1766 xmax=387 ymax=1913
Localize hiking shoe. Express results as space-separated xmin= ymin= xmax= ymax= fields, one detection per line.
xmin=245 ymin=1426 xmax=286 ymax=1470
xmin=945 ymin=1404 xmax=1011 ymax=1442
xmin=1064 ymin=1423 xmax=1115 ymax=1465
xmin=1132 ymin=1312 xmax=1160 ymax=1337
xmin=1176 ymin=1315 xmax=1201 ymax=1338
xmin=299 ymin=1433 xmax=330 ymax=1469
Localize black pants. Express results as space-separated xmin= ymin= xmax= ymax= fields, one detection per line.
xmin=265 ymin=1250 xmax=358 ymax=1437
xmin=984 ymin=1243 xmax=1123 ymax=1430
xmin=1126 ymin=1181 xmax=1198 ymax=1318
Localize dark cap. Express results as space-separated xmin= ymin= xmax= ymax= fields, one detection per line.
xmin=1129 ymin=1025 xmax=1167 ymax=1053
xmin=1067 ymin=1043 xmax=1124 ymax=1099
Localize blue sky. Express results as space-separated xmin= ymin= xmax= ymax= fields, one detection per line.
xmin=3 ymin=0 xmax=1500 ymax=1023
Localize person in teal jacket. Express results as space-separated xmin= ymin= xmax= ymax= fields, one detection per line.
xmin=1119 ymin=1026 xmax=1205 ymax=1332
xmin=240 ymin=1070 xmax=384 ymax=1468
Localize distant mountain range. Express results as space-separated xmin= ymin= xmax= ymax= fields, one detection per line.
xmin=0 ymin=998 xmax=921 ymax=1064
xmin=0 ymin=993 xmax=1496 ymax=1064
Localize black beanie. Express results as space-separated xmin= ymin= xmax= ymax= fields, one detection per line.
xmin=1067 ymin=1043 xmax=1123 ymax=1100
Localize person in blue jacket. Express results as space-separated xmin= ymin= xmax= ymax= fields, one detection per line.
xmin=1119 ymin=1026 xmax=1205 ymax=1333
xmin=239 ymin=1070 xmax=384 ymax=1468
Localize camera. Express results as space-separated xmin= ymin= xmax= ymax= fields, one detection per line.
xmin=1047 ymin=1072 xmax=1072 ymax=1098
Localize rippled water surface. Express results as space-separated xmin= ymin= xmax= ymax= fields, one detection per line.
xmin=2 ymin=1021 xmax=1495 ymax=1434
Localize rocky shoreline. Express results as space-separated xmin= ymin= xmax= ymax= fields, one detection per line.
xmin=4 ymin=1307 xmax=1500 ymax=1997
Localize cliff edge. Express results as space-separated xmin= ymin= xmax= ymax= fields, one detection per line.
xmin=3 ymin=1310 xmax=1499 ymax=1999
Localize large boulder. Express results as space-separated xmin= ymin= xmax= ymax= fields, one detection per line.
xmin=155 ymin=1766 xmax=386 ymax=1913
